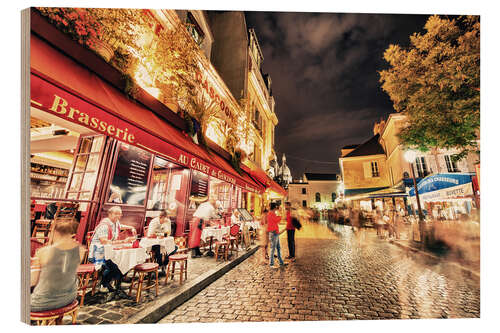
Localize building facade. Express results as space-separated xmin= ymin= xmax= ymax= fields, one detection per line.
xmin=28 ymin=8 xmax=284 ymax=245
xmin=288 ymin=173 xmax=342 ymax=211
xmin=339 ymin=113 xmax=479 ymax=216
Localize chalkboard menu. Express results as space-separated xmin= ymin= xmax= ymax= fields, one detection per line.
xmin=190 ymin=170 xmax=208 ymax=199
xmin=109 ymin=143 xmax=152 ymax=205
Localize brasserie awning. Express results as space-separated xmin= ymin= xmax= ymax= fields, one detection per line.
xmin=30 ymin=34 xmax=263 ymax=194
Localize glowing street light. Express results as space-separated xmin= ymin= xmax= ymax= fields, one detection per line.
xmin=404 ymin=149 xmax=425 ymax=244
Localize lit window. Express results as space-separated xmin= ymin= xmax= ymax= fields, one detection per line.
xmin=415 ymin=157 xmax=428 ymax=178
xmin=445 ymin=155 xmax=459 ymax=172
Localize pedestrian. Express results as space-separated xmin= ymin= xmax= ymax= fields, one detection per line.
xmin=260 ymin=206 xmax=269 ymax=264
xmin=284 ymin=202 xmax=296 ymax=262
xmin=375 ymin=210 xmax=384 ymax=238
xmin=267 ymin=202 xmax=287 ymax=268
xmin=31 ymin=219 xmax=85 ymax=316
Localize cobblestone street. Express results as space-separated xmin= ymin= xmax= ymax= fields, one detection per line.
xmin=160 ymin=221 xmax=480 ymax=323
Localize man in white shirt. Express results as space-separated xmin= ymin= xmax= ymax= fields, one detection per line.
xmin=146 ymin=211 xmax=177 ymax=275
xmin=189 ymin=198 xmax=219 ymax=257
xmin=193 ymin=197 xmax=218 ymax=220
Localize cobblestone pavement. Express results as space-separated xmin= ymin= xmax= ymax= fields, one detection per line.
xmin=160 ymin=221 xmax=480 ymax=323
xmin=61 ymin=242 xmax=258 ymax=325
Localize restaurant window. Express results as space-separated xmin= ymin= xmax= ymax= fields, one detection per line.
xmin=332 ymin=192 xmax=337 ymax=202
xmin=302 ymin=200 xmax=307 ymax=207
xmin=254 ymin=109 xmax=261 ymax=131
xmin=415 ymin=156 xmax=428 ymax=178
xmin=108 ymin=142 xmax=152 ymax=206
xmin=146 ymin=157 xmax=190 ymax=230
xmin=186 ymin=12 xmax=204 ymax=46
xmin=209 ymin=176 xmax=232 ymax=214
xmin=315 ymin=192 xmax=321 ymax=202
xmin=445 ymin=155 xmax=459 ymax=172
xmin=371 ymin=161 xmax=379 ymax=177
xmin=66 ymin=135 xmax=106 ymax=202
xmin=302 ymin=188 xmax=306 ymax=194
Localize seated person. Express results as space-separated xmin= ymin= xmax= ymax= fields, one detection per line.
xmin=230 ymin=210 xmax=241 ymax=225
xmin=146 ymin=211 xmax=178 ymax=276
xmin=31 ymin=219 xmax=85 ymax=313
xmin=88 ymin=206 xmax=136 ymax=299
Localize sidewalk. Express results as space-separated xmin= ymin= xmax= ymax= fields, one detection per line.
xmin=388 ymin=238 xmax=480 ymax=281
xmin=65 ymin=244 xmax=260 ymax=325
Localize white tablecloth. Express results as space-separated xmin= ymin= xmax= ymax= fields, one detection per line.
xmin=104 ymin=244 xmax=148 ymax=274
xmin=247 ymin=221 xmax=260 ymax=230
xmin=201 ymin=226 xmax=230 ymax=242
xmin=139 ymin=237 xmax=176 ymax=254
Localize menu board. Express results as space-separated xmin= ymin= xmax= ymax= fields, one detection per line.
xmin=190 ymin=170 xmax=208 ymax=199
xmin=109 ymin=143 xmax=152 ymax=205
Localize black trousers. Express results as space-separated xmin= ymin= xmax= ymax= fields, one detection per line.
xmin=287 ymin=229 xmax=295 ymax=258
xmin=101 ymin=259 xmax=122 ymax=289
xmin=152 ymin=245 xmax=178 ymax=267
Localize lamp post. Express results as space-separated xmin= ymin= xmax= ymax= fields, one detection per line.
xmin=404 ymin=150 xmax=425 ymax=245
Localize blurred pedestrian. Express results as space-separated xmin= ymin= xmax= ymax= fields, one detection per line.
xmin=267 ymin=202 xmax=287 ymax=268
xmin=260 ymin=206 xmax=269 ymax=264
xmin=284 ymin=202 xmax=296 ymax=262
xmin=31 ymin=219 xmax=85 ymax=315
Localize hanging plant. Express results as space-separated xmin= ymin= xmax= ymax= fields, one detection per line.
xmin=230 ymin=150 xmax=243 ymax=175
xmin=37 ymin=7 xmax=103 ymax=48
xmin=122 ymin=73 xmax=140 ymax=99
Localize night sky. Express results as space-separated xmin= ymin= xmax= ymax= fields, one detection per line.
xmin=244 ymin=12 xmax=430 ymax=179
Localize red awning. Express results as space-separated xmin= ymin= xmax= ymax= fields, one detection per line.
xmin=241 ymin=165 xmax=287 ymax=197
xmin=30 ymin=34 xmax=262 ymax=194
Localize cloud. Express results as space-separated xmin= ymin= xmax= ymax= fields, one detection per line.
xmin=244 ymin=12 xmax=429 ymax=177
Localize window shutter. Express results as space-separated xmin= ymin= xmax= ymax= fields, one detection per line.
xmin=363 ymin=162 xmax=372 ymax=178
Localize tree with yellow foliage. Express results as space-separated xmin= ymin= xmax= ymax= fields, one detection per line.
xmin=379 ymin=15 xmax=479 ymax=160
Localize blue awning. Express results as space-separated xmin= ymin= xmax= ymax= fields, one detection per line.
xmin=409 ymin=173 xmax=474 ymax=196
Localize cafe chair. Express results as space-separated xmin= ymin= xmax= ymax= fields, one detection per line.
xmin=227 ymin=224 xmax=240 ymax=256
xmin=30 ymin=237 xmax=49 ymax=257
xmin=214 ymin=240 xmax=229 ymax=261
xmin=30 ymin=300 xmax=79 ymax=325
xmin=165 ymin=254 xmax=188 ymax=285
xmin=32 ymin=219 xmax=52 ymax=238
xmin=76 ymin=263 xmax=98 ymax=306
xmin=174 ymin=236 xmax=189 ymax=254
xmin=128 ymin=262 xmax=159 ymax=303
xmin=82 ymin=231 xmax=95 ymax=264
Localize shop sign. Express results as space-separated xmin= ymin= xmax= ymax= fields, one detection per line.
xmin=410 ymin=182 xmax=473 ymax=203
xmin=31 ymin=74 xmax=260 ymax=194
xmin=409 ymin=173 xmax=474 ymax=196
xmin=195 ymin=71 xmax=235 ymax=121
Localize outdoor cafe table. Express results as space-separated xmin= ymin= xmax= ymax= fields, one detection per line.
xmin=139 ymin=236 xmax=176 ymax=255
xmin=201 ymin=226 xmax=230 ymax=256
xmin=103 ymin=244 xmax=148 ymax=275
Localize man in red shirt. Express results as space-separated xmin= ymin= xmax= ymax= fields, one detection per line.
xmin=267 ymin=202 xmax=286 ymax=268
xmin=285 ymin=202 xmax=296 ymax=261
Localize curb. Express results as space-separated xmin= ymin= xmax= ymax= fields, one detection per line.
xmin=123 ymin=245 xmax=260 ymax=324
xmin=388 ymin=239 xmax=480 ymax=281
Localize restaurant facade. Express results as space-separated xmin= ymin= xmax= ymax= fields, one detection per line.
xmin=28 ymin=9 xmax=284 ymax=244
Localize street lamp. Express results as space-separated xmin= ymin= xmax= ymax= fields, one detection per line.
xmin=404 ymin=149 xmax=425 ymax=244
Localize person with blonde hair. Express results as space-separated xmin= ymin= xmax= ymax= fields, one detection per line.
xmin=31 ymin=219 xmax=85 ymax=312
